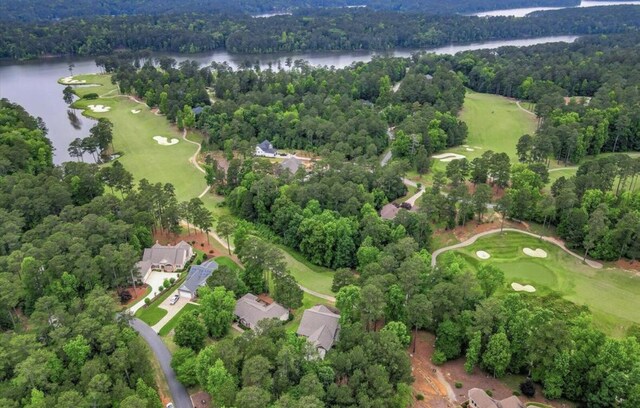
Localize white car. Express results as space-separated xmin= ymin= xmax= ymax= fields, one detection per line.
xmin=169 ymin=294 xmax=180 ymax=305
xmin=166 ymin=403 xmax=174 ymax=408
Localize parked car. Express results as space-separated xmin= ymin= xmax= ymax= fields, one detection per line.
xmin=166 ymin=403 xmax=174 ymax=408
xmin=169 ymin=294 xmax=180 ymax=305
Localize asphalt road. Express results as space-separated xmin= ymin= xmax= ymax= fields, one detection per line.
xmin=130 ymin=318 xmax=192 ymax=408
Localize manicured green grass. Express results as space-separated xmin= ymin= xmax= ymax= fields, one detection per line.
xmin=286 ymin=292 xmax=334 ymax=332
xmin=158 ymin=303 xmax=201 ymax=336
xmin=458 ymin=90 xmax=537 ymax=161
xmin=278 ymin=245 xmax=336 ymax=296
xmin=68 ymin=74 xmax=207 ymax=201
xmin=215 ymin=256 xmax=243 ymax=272
xmin=449 ymin=232 xmax=640 ymax=337
xmin=136 ymin=306 xmax=168 ymax=326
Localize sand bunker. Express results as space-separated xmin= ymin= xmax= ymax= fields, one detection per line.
xmin=153 ymin=136 xmax=179 ymax=146
xmin=476 ymin=250 xmax=491 ymax=260
xmin=433 ymin=153 xmax=466 ymax=163
xmin=87 ymin=104 xmax=111 ymax=113
xmin=511 ymin=282 xmax=536 ymax=292
xmin=465 ymin=148 xmax=474 ymax=152
xmin=523 ymin=248 xmax=548 ymax=258
xmin=61 ymin=76 xmax=87 ymax=84
xmin=131 ymin=109 xmax=141 ymax=114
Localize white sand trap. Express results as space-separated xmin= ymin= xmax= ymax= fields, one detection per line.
xmin=433 ymin=153 xmax=466 ymax=163
xmin=465 ymin=148 xmax=474 ymax=152
xmin=131 ymin=109 xmax=141 ymax=114
xmin=511 ymin=282 xmax=536 ymax=292
xmin=153 ymin=136 xmax=179 ymax=146
xmin=87 ymin=104 xmax=111 ymax=113
xmin=523 ymin=248 xmax=548 ymax=258
xmin=61 ymin=76 xmax=87 ymax=84
xmin=476 ymin=250 xmax=491 ymax=260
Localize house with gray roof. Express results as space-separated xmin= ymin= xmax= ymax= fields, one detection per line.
xmin=297 ymin=305 xmax=340 ymax=358
xmin=178 ymin=260 xmax=218 ymax=300
xmin=234 ymin=293 xmax=289 ymax=329
xmin=279 ymin=156 xmax=302 ymax=174
xmin=255 ymin=140 xmax=277 ymax=157
xmin=468 ymin=388 xmax=524 ymax=408
xmin=136 ymin=241 xmax=193 ymax=279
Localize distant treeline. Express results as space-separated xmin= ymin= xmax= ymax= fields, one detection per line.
xmin=0 ymin=0 xmax=581 ymax=22
xmin=1 ymin=6 xmax=640 ymax=60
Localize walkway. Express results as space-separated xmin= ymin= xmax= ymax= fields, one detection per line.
xmin=430 ymin=227 xmax=603 ymax=269
xmin=151 ymin=290 xmax=190 ymax=332
xmin=515 ymin=100 xmax=536 ymax=117
xmin=130 ymin=319 xmax=191 ymax=408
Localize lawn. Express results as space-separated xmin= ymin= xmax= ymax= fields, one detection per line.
xmin=135 ymin=274 xmax=188 ymax=326
xmin=158 ymin=303 xmax=201 ymax=336
xmin=278 ymin=245 xmax=336 ymax=296
xmin=67 ymin=74 xmax=207 ymax=200
xmin=447 ymin=232 xmax=640 ymax=337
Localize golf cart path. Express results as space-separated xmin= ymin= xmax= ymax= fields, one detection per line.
xmin=130 ymin=318 xmax=191 ymax=408
xmin=515 ymin=100 xmax=536 ymax=116
xmin=431 ymin=228 xmax=603 ymax=269
xmin=179 ymin=128 xmax=211 ymax=198
xmin=204 ymin=229 xmax=337 ymax=302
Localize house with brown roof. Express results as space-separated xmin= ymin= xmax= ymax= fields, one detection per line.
xmin=380 ymin=203 xmax=400 ymax=220
xmin=296 ymin=305 xmax=340 ymax=358
xmin=234 ymin=293 xmax=289 ymax=329
xmin=136 ymin=241 xmax=193 ymax=280
xmin=468 ymin=388 xmax=525 ymax=408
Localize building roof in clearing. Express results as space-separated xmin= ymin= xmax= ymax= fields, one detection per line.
xmin=280 ymin=156 xmax=302 ymax=173
xmin=380 ymin=203 xmax=399 ymax=220
xmin=258 ymin=140 xmax=276 ymax=154
xmin=234 ymin=293 xmax=289 ymax=327
xmin=180 ymin=260 xmax=218 ymax=294
xmin=468 ymin=388 xmax=524 ymax=408
xmin=192 ymin=106 xmax=204 ymax=115
xmin=142 ymin=241 xmax=192 ymax=266
xmin=297 ymin=305 xmax=340 ymax=352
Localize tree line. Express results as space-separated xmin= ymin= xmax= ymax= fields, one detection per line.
xmin=2 ymin=6 xmax=640 ymax=59
xmin=0 ymin=101 xmax=171 ymax=407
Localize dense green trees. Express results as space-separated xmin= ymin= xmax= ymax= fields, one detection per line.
xmin=3 ymin=6 xmax=640 ymax=59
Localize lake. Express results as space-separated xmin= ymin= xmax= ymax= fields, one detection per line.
xmin=473 ymin=0 xmax=640 ymax=17
xmin=0 ymin=36 xmax=578 ymax=163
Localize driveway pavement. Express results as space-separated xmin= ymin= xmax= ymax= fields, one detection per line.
xmin=130 ymin=319 xmax=192 ymax=408
xmin=130 ymin=271 xmax=180 ymax=314
xmin=151 ymin=290 xmax=192 ymax=332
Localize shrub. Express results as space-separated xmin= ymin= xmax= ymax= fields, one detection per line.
xmin=520 ymin=379 xmax=535 ymax=397
xmin=158 ymin=286 xmax=164 ymax=293
xmin=415 ymin=394 xmax=424 ymax=401
xmin=169 ymin=278 xmax=176 ymax=284
xmin=209 ymin=250 xmax=214 ymax=254
xmin=163 ymin=278 xmax=170 ymax=288
xmin=83 ymin=93 xmax=99 ymax=99
xmin=455 ymin=382 xmax=463 ymax=389
xmin=485 ymin=390 xmax=493 ymax=397
xmin=118 ymin=289 xmax=132 ymax=304
xmin=144 ymin=298 xmax=151 ymax=306
xmin=512 ymin=391 xmax=520 ymax=396
xmin=191 ymin=240 xmax=196 ymax=244
xmin=431 ymin=350 xmax=447 ymax=365
xmin=201 ymin=243 xmax=205 ymax=247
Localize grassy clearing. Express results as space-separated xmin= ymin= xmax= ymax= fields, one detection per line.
xmin=278 ymin=245 xmax=335 ymax=296
xmin=158 ymin=303 xmax=201 ymax=336
xmin=449 ymin=232 xmax=640 ymax=337
xmin=215 ymin=256 xmax=243 ymax=272
xmin=68 ymin=74 xmax=207 ymax=200
xmin=135 ymin=274 xmax=187 ymax=325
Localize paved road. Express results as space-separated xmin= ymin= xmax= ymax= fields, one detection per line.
xmin=430 ymin=227 xmax=603 ymax=269
xmin=130 ymin=318 xmax=192 ymax=408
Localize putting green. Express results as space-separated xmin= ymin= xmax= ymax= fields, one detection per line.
xmin=452 ymin=232 xmax=640 ymax=337
xmin=67 ymin=74 xmax=207 ymax=200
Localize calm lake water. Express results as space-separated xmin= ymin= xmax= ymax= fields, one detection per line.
xmin=473 ymin=0 xmax=640 ymax=17
xmin=0 ymin=36 xmax=578 ymax=163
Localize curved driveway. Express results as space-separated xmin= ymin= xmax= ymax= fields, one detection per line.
xmin=130 ymin=318 xmax=192 ymax=408
xmin=431 ymin=227 xmax=603 ymax=269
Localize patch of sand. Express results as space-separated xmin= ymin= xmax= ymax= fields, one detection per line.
xmin=61 ymin=76 xmax=87 ymax=84
xmin=511 ymin=282 xmax=536 ymax=292
xmin=153 ymin=136 xmax=179 ymax=146
xmin=465 ymin=148 xmax=474 ymax=151
xmin=523 ymin=247 xmax=548 ymax=258
xmin=433 ymin=153 xmax=467 ymax=163
xmin=131 ymin=109 xmax=141 ymax=114
xmin=87 ymin=104 xmax=111 ymax=113
xmin=476 ymin=250 xmax=491 ymax=260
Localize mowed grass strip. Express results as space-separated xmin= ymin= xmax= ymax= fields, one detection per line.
xmin=69 ymin=74 xmax=207 ymax=201
xmin=450 ymin=232 xmax=640 ymax=337
xmin=277 ymin=245 xmax=336 ymax=296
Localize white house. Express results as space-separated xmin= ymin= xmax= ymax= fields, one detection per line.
xmin=255 ymin=140 xmax=277 ymax=157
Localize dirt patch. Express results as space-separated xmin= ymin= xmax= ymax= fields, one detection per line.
xmin=615 ymin=258 xmax=640 ymax=272
xmin=450 ymin=219 xmax=523 ymax=243
xmin=121 ymin=284 xmax=150 ymax=306
xmin=153 ymin=229 xmax=222 ymax=260
xmin=410 ymin=331 xmax=456 ymax=408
